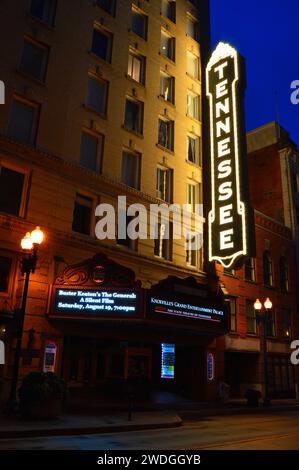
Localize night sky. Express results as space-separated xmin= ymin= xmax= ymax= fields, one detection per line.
xmin=210 ymin=0 xmax=299 ymax=146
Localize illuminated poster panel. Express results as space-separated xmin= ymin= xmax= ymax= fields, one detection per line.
xmin=206 ymin=42 xmax=252 ymax=269
xmin=43 ymin=343 xmax=57 ymax=373
xmin=161 ymin=343 xmax=175 ymax=379
xmin=207 ymin=352 xmax=215 ymax=382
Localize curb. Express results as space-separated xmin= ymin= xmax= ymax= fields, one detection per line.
xmin=179 ymin=405 xmax=299 ymax=419
xmin=0 ymin=416 xmax=182 ymax=440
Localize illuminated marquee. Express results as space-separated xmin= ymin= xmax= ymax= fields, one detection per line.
xmin=206 ymin=42 xmax=250 ymax=268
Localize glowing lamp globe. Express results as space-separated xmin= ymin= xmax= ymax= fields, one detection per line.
xmin=264 ymin=298 xmax=273 ymax=310
xmin=21 ymin=233 xmax=33 ymax=251
xmin=254 ymin=299 xmax=262 ymax=311
xmin=31 ymin=226 xmax=44 ymax=245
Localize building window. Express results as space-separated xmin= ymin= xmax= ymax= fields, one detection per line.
xmin=263 ymin=251 xmax=273 ymax=286
xmin=160 ymin=71 xmax=175 ymax=104
xmin=228 ymin=297 xmax=237 ymax=332
xmin=279 ymin=257 xmax=289 ymax=292
xmin=245 ymin=257 xmax=256 ymax=282
xmin=224 ymin=267 xmax=235 ymax=276
xmin=8 ymin=97 xmax=39 ymax=145
xmin=187 ymin=134 xmax=200 ymax=165
xmin=186 ymin=235 xmax=198 ymax=267
xmin=80 ymin=131 xmax=104 ymax=173
xmin=246 ymin=300 xmax=257 ymax=334
xmin=30 ymin=0 xmax=56 ymax=25
xmin=154 ymin=222 xmax=173 ymax=260
xmin=187 ymin=51 xmax=199 ymax=80
xmin=124 ymin=98 xmax=143 ymax=134
xmin=121 ymin=151 xmax=141 ymax=190
xmin=117 ymin=215 xmax=136 ymax=251
xmin=86 ymin=77 xmax=108 ymax=115
xmin=186 ymin=15 xmax=199 ymax=41
xmin=281 ymin=309 xmax=292 ymax=338
xmin=158 ymin=118 xmax=174 ymax=150
xmin=186 ymin=182 xmax=200 ymax=213
xmin=96 ymin=0 xmax=116 ymax=16
xmin=0 ymin=256 xmax=12 ymax=293
xmin=72 ymin=194 xmax=93 ymax=235
xmin=19 ymin=38 xmax=49 ymax=82
xmin=91 ymin=28 xmax=113 ymax=63
xmin=156 ymin=167 xmax=173 ymax=202
xmin=160 ymin=31 xmax=175 ymax=61
xmin=131 ymin=8 xmax=148 ymax=40
xmin=0 ymin=166 xmax=25 ymax=217
xmin=161 ymin=0 xmax=176 ymax=23
xmin=127 ymin=51 xmax=145 ymax=84
xmin=187 ymin=90 xmax=200 ymax=120
xmin=266 ymin=310 xmax=276 ymax=337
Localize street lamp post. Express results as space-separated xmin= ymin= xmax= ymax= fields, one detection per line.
xmin=254 ymin=297 xmax=273 ymax=407
xmin=7 ymin=227 xmax=44 ymax=413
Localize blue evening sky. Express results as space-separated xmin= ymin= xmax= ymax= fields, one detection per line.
xmin=210 ymin=0 xmax=299 ymax=145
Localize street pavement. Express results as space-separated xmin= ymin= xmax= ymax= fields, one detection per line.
xmin=0 ymin=411 xmax=299 ymax=450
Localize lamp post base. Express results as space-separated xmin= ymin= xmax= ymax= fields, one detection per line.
xmin=263 ymin=398 xmax=272 ymax=407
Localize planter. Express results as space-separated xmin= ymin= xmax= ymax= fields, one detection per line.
xmin=20 ymin=398 xmax=63 ymax=420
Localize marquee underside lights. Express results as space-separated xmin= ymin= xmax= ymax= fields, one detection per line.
xmin=206 ymin=42 xmax=253 ymax=269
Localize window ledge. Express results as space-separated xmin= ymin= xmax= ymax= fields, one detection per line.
xmin=16 ymin=69 xmax=47 ymax=87
xmin=158 ymin=52 xmax=175 ymax=65
xmin=125 ymin=74 xmax=145 ymax=88
xmin=185 ymin=159 xmax=201 ymax=168
xmin=88 ymin=51 xmax=111 ymax=66
xmin=186 ymin=72 xmax=201 ymax=84
xmin=244 ymin=279 xmax=257 ymax=285
xmin=122 ymin=125 xmax=144 ymax=139
xmin=186 ymin=113 xmax=201 ymax=124
xmin=82 ymin=104 xmax=108 ymax=120
xmin=160 ymin=14 xmax=176 ymax=26
xmin=25 ymin=12 xmax=55 ymax=30
xmin=156 ymin=143 xmax=174 ymax=155
xmin=128 ymin=29 xmax=147 ymax=42
xmin=157 ymin=95 xmax=175 ymax=108
xmin=186 ymin=33 xmax=200 ymax=44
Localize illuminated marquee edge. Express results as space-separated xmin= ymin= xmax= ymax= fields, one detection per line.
xmin=206 ymin=42 xmax=248 ymax=269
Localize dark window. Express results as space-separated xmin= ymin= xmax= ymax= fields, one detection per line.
xmin=279 ymin=257 xmax=289 ymax=291
xmin=132 ymin=9 xmax=148 ymax=39
xmin=96 ymin=0 xmax=116 ymax=16
xmin=228 ymin=297 xmax=237 ymax=332
xmin=86 ymin=77 xmax=108 ymax=115
xmin=117 ymin=214 xmax=137 ymax=250
xmin=72 ymin=194 xmax=93 ymax=235
xmin=161 ymin=0 xmax=176 ymax=22
xmin=158 ymin=118 xmax=174 ymax=150
xmin=186 ymin=16 xmax=199 ymax=41
xmin=8 ymin=98 xmax=39 ymax=145
xmin=263 ymin=251 xmax=273 ymax=286
xmin=0 ymin=256 xmax=12 ymax=292
xmin=80 ymin=132 xmax=104 ymax=172
xmin=124 ymin=99 xmax=143 ymax=134
xmin=187 ymin=51 xmax=199 ymax=79
xmin=121 ymin=151 xmax=141 ymax=190
xmin=30 ymin=0 xmax=56 ymax=25
xmin=91 ymin=29 xmax=112 ymax=63
xmin=281 ymin=309 xmax=292 ymax=338
xmin=266 ymin=310 xmax=275 ymax=337
xmin=19 ymin=39 xmax=49 ymax=82
xmin=224 ymin=267 xmax=235 ymax=276
xmin=246 ymin=300 xmax=257 ymax=334
xmin=187 ymin=135 xmax=200 ymax=164
xmin=0 ymin=167 xmax=25 ymax=216
xmin=245 ymin=257 xmax=255 ymax=282
xmin=186 ymin=235 xmax=198 ymax=267
xmin=156 ymin=167 xmax=173 ymax=202
xmin=154 ymin=222 xmax=173 ymax=260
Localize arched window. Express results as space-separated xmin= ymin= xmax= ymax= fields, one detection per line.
xmin=279 ymin=257 xmax=289 ymax=291
xmin=263 ymin=251 xmax=273 ymax=286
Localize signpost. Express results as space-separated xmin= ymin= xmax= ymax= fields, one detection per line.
xmin=206 ymin=42 xmax=254 ymax=269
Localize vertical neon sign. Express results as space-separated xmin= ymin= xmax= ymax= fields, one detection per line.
xmin=161 ymin=343 xmax=175 ymax=379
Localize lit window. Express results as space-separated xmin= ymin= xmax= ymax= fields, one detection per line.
xmin=186 ymin=235 xmax=198 ymax=267
xmin=154 ymin=222 xmax=173 ymax=260
xmin=282 ymin=309 xmax=292 ymax=338
xmin=86 ymin=77 xmax=108 ymax=115
xmin=160 ymin=71 xmax=175 ymax=103
xmin=91 ymin=28 xmax=113 ymax=63
xmin=0 ymin=256 xmax=12 ymax=293
xmin=124 ymin=98 xmax=143 ymax=134
xmin=8 ymin=97 xmax=39 ymax=145
xmin=160 ymin=31 xmax=175 ymax=61
xmin=72 ymin=194 xmax=93 ymax=235
xmin=161 ymin=0 xmax=176 ymax=23
xmin=19 ymin=38 xmax=49 ymax=82
xmin=132 ymin=8 xmax=148 ymax=40
xmin=0 ymin=166 xmax=25 ymax=217
xmin=80 ymin=131 xmax=104 ymax=172
xmin=127 ymin=51 xmax=145 ymax=84
xmin=186 ymin=15 xmax=199 ymax=41
xmin=156 ymin=167 xmax=173 ymax=202
xmin=121 ymin=151 xmax=141 ymax=190
xmin=158 ymin=118 xmax=174 ymax=150
xmin=187 ymin=51 xmax=199 ymax=79
xmin=187 ymin=134 xmax=200 ymax=165
xmin=187 ymin=90 xmax=200 ymax=120
xmin=186 ymin=182 xmax=200 ymax=213
xmin=30 ymin=0 xmax=56 ymax=25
